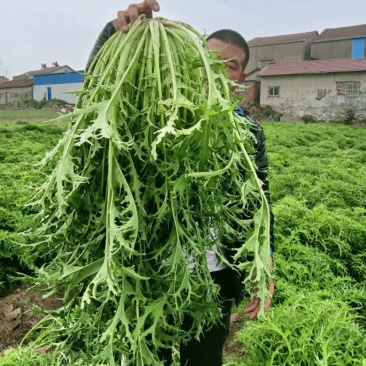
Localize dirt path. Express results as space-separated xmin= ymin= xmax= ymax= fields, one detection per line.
xmin=0 ymin=285 xmax=245 ymax=358
xmin=0 ymin=284 xmax=63 ymax=352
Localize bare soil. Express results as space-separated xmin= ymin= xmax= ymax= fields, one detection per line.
xmin=0 ymin=284 xmax=63 ymax=352
xmin=0 ymin=285 xmax=245 ymax=358
xmin=224 ymin=312 xmax=246 ymax=358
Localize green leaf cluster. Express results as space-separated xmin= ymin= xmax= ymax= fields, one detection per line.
xmin=26 ymin=17 xmax=271 ymax=365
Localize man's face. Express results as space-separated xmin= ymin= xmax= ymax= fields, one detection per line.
xmin=207 ymin=38 xmax=247 ymax=85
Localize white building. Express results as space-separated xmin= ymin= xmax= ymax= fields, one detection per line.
xmin=258 ymin=58 xmax=366 ymax=121
xmin=33 ymin=71 xmax=84 ymax=104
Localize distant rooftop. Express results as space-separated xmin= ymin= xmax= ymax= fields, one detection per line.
xmin=14 ymin=64 xmax=74 ymax=79
xmin=248 ymin=31 xmax=318 ymax=47
xmin=315 ymin=23 xmax=366 ymax=42
xmin=0 ymin=79 xmax=33 ymax=88
xmin=258 ymin=58 xmax=366 ymax=77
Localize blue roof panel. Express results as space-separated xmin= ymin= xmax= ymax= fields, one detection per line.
xmin=34 ymin=72 xmax=84 ymax=85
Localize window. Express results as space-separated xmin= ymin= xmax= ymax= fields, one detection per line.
xmin=346 ymin=82 xmax=360 ymax=97
xmin=337 ymin=81 xmax=361 ymax=97
xmin=259 ymin=59 xmax=274 ymax=68
xmin=268 ymin=86 xmax=280 ymax=96
xmin=235 ymin=85 xmax=245 ymax=92
xmin=352 ymin=38 xmax=365 ymax=58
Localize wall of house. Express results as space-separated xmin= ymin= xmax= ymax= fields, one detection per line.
xmin=33 ymin=72 xmax=84 ymax=104
xmin=311 ymin=39 xmax=353 ymax=59
xmin=33 ymin=83 xmax=83 ymax=104
xmin=235 ymin=80 xmax=261 ymax=106
xmin=0 ymin=86 xmax=33 ymax=105
xmin=259 ymin=72 xmax=366 ymax=121
xmin=247 ymin=38 xmax=316 ymax=74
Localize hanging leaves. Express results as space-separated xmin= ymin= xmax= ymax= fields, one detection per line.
xmin=28 ymin=16 xmax=271 ymax=365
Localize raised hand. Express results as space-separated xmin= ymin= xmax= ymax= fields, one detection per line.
xmin=113 ymin=0 xmax=160 ymax=32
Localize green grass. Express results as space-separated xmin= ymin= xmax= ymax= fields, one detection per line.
xmin=0 ymin=109 xmax=61 ymax=122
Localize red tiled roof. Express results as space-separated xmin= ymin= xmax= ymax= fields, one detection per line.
xmin=0 ymin=79 xmax=33 ymax=89
xmin=315 ymin=24 xmax=366 ymax=42
xmin=258 ymin=58 xmax=366 ymax=77
xmin=248 ymin=31 xmax=318 ymax=47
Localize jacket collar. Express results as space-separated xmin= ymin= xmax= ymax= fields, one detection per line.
xmin=235 ymin=105 xmax=245 ymax=116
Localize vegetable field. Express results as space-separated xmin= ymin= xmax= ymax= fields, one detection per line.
xmin=0 ymin=109 xmax=60 ymax=123
xmin=1 ymin=120 xmax=366 ymax=365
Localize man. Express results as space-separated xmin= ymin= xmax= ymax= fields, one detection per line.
xmin=87 ymin=2 xmax=274 ymax=365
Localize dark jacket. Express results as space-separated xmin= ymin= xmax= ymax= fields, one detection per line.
xmin=241 ymin=110 xmax=274 ymax=249
xmin=85 ymin=21 xmax=116 ymax=73
xmin=228 ymin=109 xmax=274 ymax=304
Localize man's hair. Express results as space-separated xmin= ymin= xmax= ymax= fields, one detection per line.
xmin=206 ymin=29 xmax=250 ymax=71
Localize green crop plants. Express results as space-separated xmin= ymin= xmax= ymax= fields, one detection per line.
xmin=235 ymin=292 xmax=366 ymax=366
xmin=0 ymin=122 xmax=66 ymax=294
xmin=266 ymin=122 xmax=366 ymax=282
xmin=274 ymin=239 xmax=349 ymax=294
xmin=221 ymin=121 xmax=366 ymax=365
xmin=0 ymin=348 xmax=60 ymax=366
xmin=0 ymin=109 xmax=60 ymax=123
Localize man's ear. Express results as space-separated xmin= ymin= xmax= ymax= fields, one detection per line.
xmin=238 ymin=72 xmax=247 ymax=84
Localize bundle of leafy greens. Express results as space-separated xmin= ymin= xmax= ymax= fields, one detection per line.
xmin=28 ymin=16 xmax=271 ymax=365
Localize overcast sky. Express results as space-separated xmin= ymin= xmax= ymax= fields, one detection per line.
xmin=1 ymin=0 xmax=365 ymax=78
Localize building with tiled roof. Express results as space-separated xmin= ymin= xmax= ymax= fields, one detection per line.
xmin=248 ymin=31 xmax=319 ymax=47
xmin=243 ymin=31 xmax=319 ymax=103
xmin=0 ymin=79 xmax=34 ymax=88
xmin=257 ymin=58 xmax=366 ymax=122
xmin=258 ymin=58 xmax=366 ymax=76
xmin=315 ymin=24 xmax=366 ymax=42
xmin=311 ymin=24 xmax=366 ymax=60
xmin=0 ymin=79 xmax=33 ymax=105
xmin=245 ymin=31 xmax=319 ymax=77
xmin=0 ymin=63 xmax=84 ymax=105
xmin=33 ymin=71 xmax=84 ymax=104
xmin=13 ymin=63 xmax=75 ymax=81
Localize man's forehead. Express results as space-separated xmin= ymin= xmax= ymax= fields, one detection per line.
xmin=207 ymin=38 xmax=246 ymax=63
